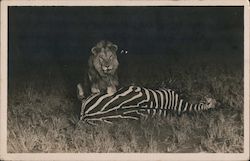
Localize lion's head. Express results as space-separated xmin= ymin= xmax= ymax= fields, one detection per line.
xmin=91 ymin=40 xmax=119 ymax=77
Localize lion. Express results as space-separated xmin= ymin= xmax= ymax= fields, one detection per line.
xmin=87 ymin=40 xmax=119 ymax=94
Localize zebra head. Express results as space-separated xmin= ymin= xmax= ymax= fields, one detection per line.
xmin=204 ymin=97 xmax=217 ymax=109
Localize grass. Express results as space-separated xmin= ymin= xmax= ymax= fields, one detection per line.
xmin=7 ymin=52 xmax=244 ymax=153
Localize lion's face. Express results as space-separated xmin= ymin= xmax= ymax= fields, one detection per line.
xmin=96 ymin=50 xmax=118 ymax=75
xmin=91 ymin=41 xmax=119 ymax=77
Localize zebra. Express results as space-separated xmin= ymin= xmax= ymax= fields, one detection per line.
xmin=77 ymin=84 xmax=217 ymax=124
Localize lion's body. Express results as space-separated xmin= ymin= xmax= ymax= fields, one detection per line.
xmin=88 ymin=40 xmax=119 ymax=94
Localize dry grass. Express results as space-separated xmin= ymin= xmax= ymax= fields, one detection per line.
xmin=7 ymin=52 xmax=243 ymax=153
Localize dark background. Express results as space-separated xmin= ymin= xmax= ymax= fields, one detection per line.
xmin=9 ymin=6 xmax=243 ymax=61
xmin=8 ymin=6 xmax=244 ymax=93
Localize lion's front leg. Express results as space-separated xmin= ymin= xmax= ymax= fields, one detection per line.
xmin=107 ymin=85 xmax=117 ymax=94
xmin=91 ymin=83 xmax=101 ymax=94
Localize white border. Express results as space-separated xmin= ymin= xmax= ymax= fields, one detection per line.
xmin=1 ymin=0 xmax=249 ymax=161
xmin=244 ymin=1 xmax=250 ymax=159
xmin=0 ymin=0 xmax=248 ymax=6
xmin=0 ymin=0 xmax=8 ymax=159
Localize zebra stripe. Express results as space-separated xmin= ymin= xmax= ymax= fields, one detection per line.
xmin=161 ymin=89 xmax=169 ymax=110
xmin=101 ymin=86 xmax=134 ymax=111
xmin=88 ymin=91 xmax=143 ymax=117
xmin=166 ymin=89 xmax=172 ymax=110
xmin=78 ymin=85 xmax=217 ymax=123
xmin=189 ymin=104 xmax=193 ymax=112
xmin=194 ymin=104 xmax=197 ymax=111
xmin=80 ymin=93 xmax=100 ymax=116
xmin=183 ymin=102 xmax=188 ymax=112
xmin=148 ymin=89 xmax=158 ymax=109
xmin=85 ymin=92 xmax=114 ymax=114
xmin=178 ymin=99 xmax=183 ymax=114
xmin=156 ymin=90 xmax=164 ymax=109
xmin=174 ymin=93 xmax=178 ymax=111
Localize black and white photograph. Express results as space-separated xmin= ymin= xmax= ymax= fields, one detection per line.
xmin=0 ymin=0 xmax=249 ymax=160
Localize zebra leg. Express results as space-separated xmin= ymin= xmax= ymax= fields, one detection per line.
xmin=86 ymin=120 xmax=99 ymax=126
xmin=74 ymin=120 xmax=83 ymax=130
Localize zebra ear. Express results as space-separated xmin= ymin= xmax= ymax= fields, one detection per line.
xmin=77 ymin=83 xmax=85 ymax=100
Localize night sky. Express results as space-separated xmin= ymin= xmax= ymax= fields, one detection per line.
xmin=8 ymin=6 xmax=243 ymax=63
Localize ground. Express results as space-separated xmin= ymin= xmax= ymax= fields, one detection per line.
xmin=7 ymin=52 xmax=244 ymax=153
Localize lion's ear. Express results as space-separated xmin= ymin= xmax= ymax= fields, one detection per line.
xmin=91 ymin=47 xmax=100 ymax=55
xmin=110 ymin=44 xmax=118 ymax=52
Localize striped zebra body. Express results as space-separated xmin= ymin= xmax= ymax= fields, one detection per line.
xmin=78 ymin=85 xmax=217 ymax=123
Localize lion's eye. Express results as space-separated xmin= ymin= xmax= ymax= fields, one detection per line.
xmin=109 ymin=55 xmax=113 ymax=59
xmin=99 ymin=57 xmax=104 ymax=62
